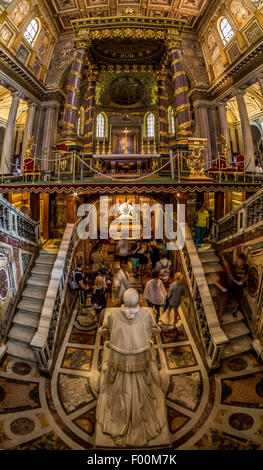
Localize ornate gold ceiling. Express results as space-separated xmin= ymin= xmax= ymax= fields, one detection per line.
xmin=46 ymin=0 xmax=209 ymax=31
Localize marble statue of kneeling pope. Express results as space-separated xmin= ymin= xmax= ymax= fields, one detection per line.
xmin=95 ymin=288 xmax=170 ymax=448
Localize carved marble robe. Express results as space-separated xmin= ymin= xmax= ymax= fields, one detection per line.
xmin=96 ymin=306 xmax=169 ymax=447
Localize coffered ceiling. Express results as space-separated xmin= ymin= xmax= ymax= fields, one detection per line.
xmin=46 ymin=0 xmax=210 ymax=31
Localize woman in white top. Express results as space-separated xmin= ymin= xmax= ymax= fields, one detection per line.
xmin=143 ymin=269 xmax=167 ymax=322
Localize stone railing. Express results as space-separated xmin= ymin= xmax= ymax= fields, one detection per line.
xmin=30 ymin=222 xmax=80 ymax=375
xmin=0 ymin=196 xmax=40 ymax=246
xmin=179 ymin=224 xmax=228 ymax=371
xmin=213 ymin=187 xmax=263 ymax=244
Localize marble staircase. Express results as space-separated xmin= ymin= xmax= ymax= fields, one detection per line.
xmin=199 ymin=247 xmax=252 ymax=360
xmin=6 ymin=249 xmax=58 ymax=364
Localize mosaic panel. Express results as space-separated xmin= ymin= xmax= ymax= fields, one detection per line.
xmin=167 ymin=406 xmax=190 ymax=434
xmin=164 ymin=345 xmax=197 ymax=370
xmin=0 ymin=377 xmax=40 ymax=413
xmin=192 ymin=428 xmax=260 ymax=450
xmin=57 ymin=373 xmax=96 ymax=414
xmin=9 ymin=431 xmax=71 ymax=450
xmin=167 ymin=371 xmax=202 ymax=411
xmin=61 ymin=347 xmax=93 ymax=371
xmin=73 ymin=406 xmax=96 ymax=436
xmin=221 ymin=372 xmax=263 ymax=408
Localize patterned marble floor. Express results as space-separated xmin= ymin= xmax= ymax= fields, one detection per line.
xmin=0 ymin=304 xmax=263 ymax=450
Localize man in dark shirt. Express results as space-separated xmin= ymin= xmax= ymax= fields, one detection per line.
xmin=229 ymin=254 xmax=248 ymax=317
xmin=75 ymin=261 xmax=89 ymax=314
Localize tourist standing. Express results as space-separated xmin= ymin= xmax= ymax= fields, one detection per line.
xmin=143 ymin=270 xmax=167 ymax=323
xmin=114 ymin=263 xmax=131 ymax=302
xmin=166 ymin=272 xmax=185 ymax=330
xmin=118 ymin=238 xmax=129 ymax=265
xmin=195 ymin=203 xmax=209 ymax=248
xmin=156 ymin=251 xmax=172 ymax=289
xmin=74 ymin=261 xmax=89 ymax=314
xmin=91 ymin=275 xmax=107 ymax=324
xmin=131 ymin=240 xmax=141 ymax=278
xmin=90 ymin=244 xmax=103 ymax=273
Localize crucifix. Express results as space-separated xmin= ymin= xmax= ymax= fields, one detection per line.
xmin=120 ymin=127 xmax=130 ymax=154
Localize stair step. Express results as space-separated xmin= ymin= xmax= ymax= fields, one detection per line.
xmin=6 ymin=339 xmax=36 ymax=363
xmin=23 ymin=286 xmax=47 ymax=300
xmin=31 ymin=265 xmax=53 ymax=276
xmin=222 ymin=336 xmax=252 ymax=360
xmin=199 ymin=253 xmax=219 ymax=264
xmin=206 ymin=275 xmax=215 ymax=286
xmin=203 ymin=264 xmax=222 ymax=274
xmin=8 ymin=325 xmax=35 ymax=343
xmin=17 ymin=299 xmax=43 ymax=314
xmin=222 ymin=322 xmax=250 ymax=340
xmin=13 ymin=312 xmax=39 ymax=329
xmin=27 ymin=275 xmax=50 ymax=287
xmin=36 ymin=255 xmax=56 ymax=266
xmin=222 ymin=311 xmax=244 ymax=326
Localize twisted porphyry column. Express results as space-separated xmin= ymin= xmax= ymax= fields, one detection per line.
xmin=156 ymin=69 xmax=169 ymax=154
xmin=167 ymin=34 xmax=192 ymax=139
xmin=61 ymin=41 xmax=87 ymax=144
xmin=84 ymin=68 xmax=98 ymax=154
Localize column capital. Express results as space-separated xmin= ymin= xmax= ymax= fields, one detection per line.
xmin=155 ymin=69 xmax=167 ymax=82
xmin=86 ymin=68 xmax=99 ymax=82
xmin=166 ymin=29 xmax=182 ymax=49
xmin=74 ymin=39 xmax=91 ymax=50
xmin=233 ymin=88 xmax=246 ymax=98
xmin=10 ymin=91 xmax=23 ymax=100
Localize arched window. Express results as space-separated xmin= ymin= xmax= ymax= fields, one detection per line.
xmin=146 ymin=113 xmax=155 ymax=138
xmin=96 ymin=113 xmax=105 ymax=138
xmin=24 ymin=18 xmax=39 ymax=45
xmin=219 ymin=18 xmax=234 ymax=44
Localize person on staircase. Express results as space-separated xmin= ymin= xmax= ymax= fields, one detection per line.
xmin=143 ymin=269 xmax=167 ymax=323
xmin=213 ymin=267 xmax=229 ymax=323
xmin=195 ymin=203 xmax=209 ymax=249
xmin=228 ymin=253 xmax=249 ymax=318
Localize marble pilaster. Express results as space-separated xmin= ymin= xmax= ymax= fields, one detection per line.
xmin=235 ymin=90 xmax=255 ymax=172
xmin=41 ymin=101 xmax=60 ymax=171
xmin=0 ymin=92 xmax=21 ymax=174
xmin=22 ymin=102 xmax=38 ymax=157
xmin=217 ymin=101 xmax=232 ymax=162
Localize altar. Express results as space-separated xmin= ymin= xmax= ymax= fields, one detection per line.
xmin=92 ymin=154 xmax=161 ymax=178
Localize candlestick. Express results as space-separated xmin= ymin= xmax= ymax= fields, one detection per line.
xmin=96 ymin=139 xmax=100 ymax=155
